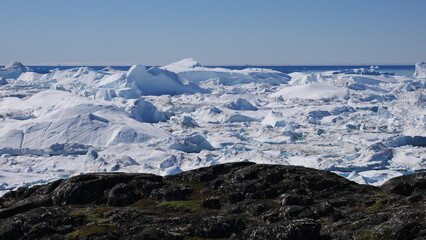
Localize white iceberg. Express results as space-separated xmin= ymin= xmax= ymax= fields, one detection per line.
xmin=0 ymin=61 xmax=28 ymax=79
xmin=162 ymin=58 xmax=290 ymax=85
xmin=261 ymin=111 xmax=287 ymax=127
xmin=17 ymin=64 xmax=206 ymax=99
xmin=221 ymin=113 xmax=258 ymax=123
xmin=125 ymin=65 xmax=205 ymax=96
xmin=224 ymin=98 xmax=258 ymax=111
xmin=413 ymin=62 xmax=426 ymax=79
xmin=270 ymin=83 xmax=349 ymax=100
xmin=0 ymin=90 xmax=172 ymax=150
xmin=0 ymin=77 xmax=7 ymax=85
xmin=129 ymin=99 xmax=166 ymax=123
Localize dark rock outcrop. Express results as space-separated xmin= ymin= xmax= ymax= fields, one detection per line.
xmin=381 ymin=172 xmax=426 ymax=196
xmin=0 ymin=163 xmax=424 ymax=240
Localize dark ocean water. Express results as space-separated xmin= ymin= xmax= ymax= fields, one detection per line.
xmin=2 ymin=65 xmax=415 ymax=78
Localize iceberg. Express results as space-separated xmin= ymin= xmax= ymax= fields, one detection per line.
xmin=171 ymin=115 xmax=199 ymax=128
xmin=0 ymin=90 xmax=172 ymax=150
xmin=334 ymin=67 xmax=394 ymax=76
xmin=0 ymin=77 xmax=7 ymax=85
xmin=125 ymin=65 xmax=205 ymax=96
xmin=261 ymin=111 xmax=287 ymax=127
xmin=224 ymin=98 xmax=258 ymax=111
xmin=220 ymin=113 xmax=258 ymax=123
xmin=162 ymin=58 xmax=290 ymax=85
xmin=0 ymin=61 xmax=28 ymax=79
xmin=270 ymin=83 xmax=350 ymax=100
xmin=414 ymin=62 xmax=426 ymax=79
xmin=129 ymin=99 xmax=166 ymax=123
xmin=289 ymin=72 xmax=324 ymax=85
xmin=16 ymin=64 xmax=206 ymax=99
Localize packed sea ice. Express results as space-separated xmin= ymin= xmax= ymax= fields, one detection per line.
xmin=0 ymin=59 xmax=425 ymax=195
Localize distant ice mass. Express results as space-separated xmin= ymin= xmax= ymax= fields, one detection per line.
xmin=0 ymin=77 xmax=7 ymax=86
xmin=0 ymin=61 xmax=28 ymax=79
xmin=162 ymin=58 xmax=291 ymax=85
xmin=224 ymin=98 xmax=258 ymax=111
xmin=0 ymin=58 xmax=425 ymax=195
xmin=334 ymin=67 xmax=394 ymax=76
xmin=125 ymin=65 xmax=204 ymax=96
xmin=270 ymin=83 xmax=349 ymax=100
xmin=414 ymin=62 xmax=426 ymax=79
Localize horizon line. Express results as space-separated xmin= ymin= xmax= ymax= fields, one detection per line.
xmin=0 ymin=62 xmax=418 ymax=67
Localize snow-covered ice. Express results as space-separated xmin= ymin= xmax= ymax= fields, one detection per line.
xmin=0 ymin=59 xmax=425 ymax=195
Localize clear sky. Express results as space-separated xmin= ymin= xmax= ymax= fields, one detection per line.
xmin=0 ymin=0 xmax=425 ymax=66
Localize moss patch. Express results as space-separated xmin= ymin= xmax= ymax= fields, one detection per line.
xmin=69 ymin=209 xmax=91 ymax=217
xmin=69 ymin=207 xmax=112 ymax=220
xmin=365 ymin=200 xmax=384 ymax=212
xmin=128 ymin=198 xmax=203 ymax=212
xmin=354 ymin=229 xmax=375 ymax=240
xmin=184 ymin=237 xmax=228 ymax=240
xmin=67 ymin=206 xmax=115 ymax=238
xmin=157 ymin=200 xmax=202 ymax=212
xmin=168 ymin=180 xmax=209 ymax=201
xmin=0 ymin=199 xmax=15 ymax=207
xmin=354 ymin=228 xmax=395 ymax=240
xmin=372 ymin=191 xmax=393 ymax=198
xmin=65 ymin=226 xmax=106 ymax=239
xmin=169 ymin=180 xmax=205 ymax=191
xmin=128 ymin=198 xmax=158 ymax=208
xmin=95 ymin=206 xmax=113 ymax=214
xmin=320 ymin=220 xmax=332 ymax=227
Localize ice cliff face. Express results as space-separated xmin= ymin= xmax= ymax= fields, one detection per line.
xmin=414 ymin=62 xmax=426 ymax=79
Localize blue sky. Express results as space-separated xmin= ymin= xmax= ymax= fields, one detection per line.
xmin=0 ymin=0 xmax=425 ymax=65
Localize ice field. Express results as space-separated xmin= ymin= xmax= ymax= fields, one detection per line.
xmin=0 ymin=60 xmax=425 ymax=195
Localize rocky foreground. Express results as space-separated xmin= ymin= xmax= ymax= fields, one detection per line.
xmin=0 ymin=162 xmax=425 ymax=240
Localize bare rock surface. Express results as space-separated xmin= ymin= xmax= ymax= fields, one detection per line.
xmin=0 ymin=162 xmax=425 ymax=240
